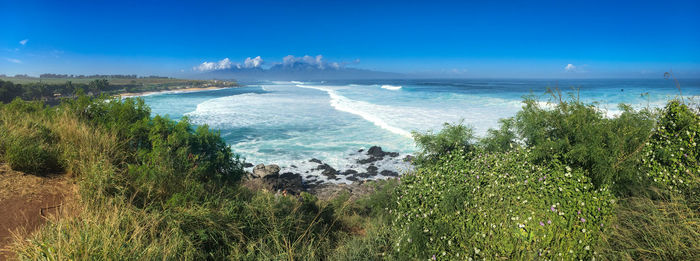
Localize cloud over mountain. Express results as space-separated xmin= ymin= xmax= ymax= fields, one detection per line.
xmin=194 ymin=58 xmax=233 ymax=71
xmin=194 ymin=54 xmax=401 ymax=80
xmin=279 ymin=55 xmax=340 ymax=69
xmin=195 ymin=57 xmax=264 ymax=71
xmin=243 ymin=56 xmax=264 ymax=68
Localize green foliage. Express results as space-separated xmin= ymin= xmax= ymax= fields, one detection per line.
xmin=0 ymin=77 xmax=237 ymax=104
xmin=4 ymin=95 xmax=364 ymax=260
xmin=55 ymin=96 xmax=245 ymax=207
xmin=5 ymin=128 xmax=63 ymax=175
xmin=0 ymin=99 xmax=63 ymax=175
xmin=412 ymin=121 xmax=475 ymax=166
xmin=392 ymin=148 xmax=615 ymax=260
xmin=642 ymin=100 xmax=699 ymax=198
xmin=481 ymin=117 xmax=519 ymax=152
xmin=127 ymin=115 xmax=244 ymax=207
xmin=486 ymin=96 xmax=656 ymax=193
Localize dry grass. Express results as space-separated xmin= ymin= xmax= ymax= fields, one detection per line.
xmin=601 ymin=190 xmax=700 ymax=260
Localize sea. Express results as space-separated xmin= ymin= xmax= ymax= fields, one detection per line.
xmin=140 ymin=78 xmax=700 ymax=182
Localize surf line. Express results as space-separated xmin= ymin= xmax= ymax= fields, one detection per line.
xmin=296 ymin=85 xmax=413 ymax=138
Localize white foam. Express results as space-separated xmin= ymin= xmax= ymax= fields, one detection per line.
xmin=297 ymin=84 xmax=414 ymax=138
xmin=381 ymin=85 xmax=402 ymax=90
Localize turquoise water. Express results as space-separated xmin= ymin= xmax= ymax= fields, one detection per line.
xmin=141 ymin=79 xmax=700 ymax=178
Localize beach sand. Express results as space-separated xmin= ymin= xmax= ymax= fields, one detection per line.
xmin=116 ymin=86 xmax=234 ymax=97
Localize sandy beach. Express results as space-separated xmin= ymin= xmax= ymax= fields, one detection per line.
xmin=116 ymin=86 xmax=235 ymax=97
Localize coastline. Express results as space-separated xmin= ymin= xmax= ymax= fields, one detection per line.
xmin=116 ymin=85 xmax=236 ymax=98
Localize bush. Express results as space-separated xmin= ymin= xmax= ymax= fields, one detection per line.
xmin=0 ymin=104 xmax=64 ymax=175
xmin=485 ymin=96 xmax=655 ymax=193
xmin=642 ymin=100 xmax=699 ymax=198
xmin=412 ymin=122 xmax=475 ymax=166
xmin=127 ymin=115 xmax=244 ymax=207
xmin=481 ymin=118 xmax=518 ymax=152
xmin=391 ymin=148 xmax=615 ymax=260
xmin=5 ymin=133 xmax=63 ymax=175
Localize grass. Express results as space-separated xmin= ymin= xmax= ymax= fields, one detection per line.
xmin=601 ymin=189 xmax=700 ymax=260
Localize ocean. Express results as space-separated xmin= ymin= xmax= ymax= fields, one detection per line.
xmin=140 ymin=78 xmax=700 ymax=183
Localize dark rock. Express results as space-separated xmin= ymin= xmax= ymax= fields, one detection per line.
xmin=357 ymin=156 xmax=382 ymax=164
xmin=341 ymin=169 xmax=358 ymax=176
xmin=346 ymin=176 xmax=359 ymax=182
xmin=380 ymin=170 xmax=399 ymax=177
xmin=291 ymin=165 xmax=298 ymax=168
xmin=309 ymin=158 xmax=323 ymax=164
xmin=355 ymin=172 xmax=372 ymax=178
xmin=403 ymin=155 xmax=414 ymax=162
xmin=367 ymin=146 xmax=385 ymax=157
xmin=315 ymin=163 xmax=337 ymax=178
xmin=358 ymin=149 xmax=364 ymax=153
xmin=367 ymin=165 xmax=378 ymax=175
xmin=243 ymin=163 xmax=254 ymax=168
xmin=386 ymin=152 xmax=399 ymax=157
xmin=262 ymin=172 xmax=304 ymax=194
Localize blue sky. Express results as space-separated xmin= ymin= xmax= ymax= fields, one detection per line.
xmin=1 ymin=0 xmax=699 ymax=78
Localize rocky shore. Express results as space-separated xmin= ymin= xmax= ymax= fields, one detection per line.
xmin=242 ymin=146 xmax=412 ymax=199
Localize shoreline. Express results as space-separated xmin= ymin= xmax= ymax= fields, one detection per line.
xmin=116 ymin=85 xmax=236 ymax=97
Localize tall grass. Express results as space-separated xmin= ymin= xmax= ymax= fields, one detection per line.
xmin=601 ymin=189 xmax=700 ymax=260
xmin=2 ymin=97 xmax=373 ymax=260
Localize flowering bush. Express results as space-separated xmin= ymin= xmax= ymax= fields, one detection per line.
xmin=642 ymin=100 xmax=699 ymax=198
xmin=391 ymin=148 xmax=615 ymax=260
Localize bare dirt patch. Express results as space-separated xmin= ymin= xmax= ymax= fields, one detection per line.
xmin=0 ymin=163 xmax=77 ymax=260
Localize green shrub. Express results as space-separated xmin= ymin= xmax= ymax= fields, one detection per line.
xmin=392 ymin=148 xmax=615 ymax=260
xmin=412 ymin=122 xmax=475 ymax=166
xmin=642 ymin=100 xmax=699 ymax=198
xmin=485 ymin=96 xmax=655 ymax=193
xmin=3 ymin=123 xmax=63 ymax=175
xmin=127 ymin=115 xmax=244 ymax=207
xmin=481 ymin=117 xmax=518 ymax=152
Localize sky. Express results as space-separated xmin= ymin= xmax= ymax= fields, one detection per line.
xmin=1 ymin=0 xmax=699 ymax=78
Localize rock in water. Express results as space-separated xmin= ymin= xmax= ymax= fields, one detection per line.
xmin=340 ymin=169 xmax=358 ymax=176
xmin=309 ymin=158 xmax=323 ymax=164
xmin=380 ymin=170 xmax=399 ymax=177
xmin=315 ymin=163 xmax=337 ymax=179
xmin=367 ymin=165 xmax=378 ymax=175
xmin=367 ymin=146 xmax=385 ymax=157
xmin=253 ymin=164 xmax=280 ymax=178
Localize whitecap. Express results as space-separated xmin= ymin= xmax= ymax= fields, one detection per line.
xmin=381 ymin=85 xmax=402 ymax=90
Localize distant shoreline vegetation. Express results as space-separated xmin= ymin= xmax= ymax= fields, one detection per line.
xmin=0 ymin=75 xmax=238 ymax=104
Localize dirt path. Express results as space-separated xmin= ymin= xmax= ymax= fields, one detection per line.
xmin=0 ymin=163 xmax=77 ymax=260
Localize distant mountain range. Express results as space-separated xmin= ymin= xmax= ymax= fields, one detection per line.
xmin=198 ymin=62 xmax=403 ymax=80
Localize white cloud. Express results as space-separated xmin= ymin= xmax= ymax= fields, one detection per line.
xmin=193 ymin=58 xmax=232 ymax=71
xmin=194 ymin=55 xmax=349 ymax=72
xmin=243 ymin=56 xmax=263 ymax=68
xmin=281 ymin=55 xmax=339 ymax=69
xmin=5 ymin=58 xmax=22 ymax=64
xmin=19 ymin=39 xmax=28 ymax=45
xmin=564 ymin=64 xmax=576 ymax=72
